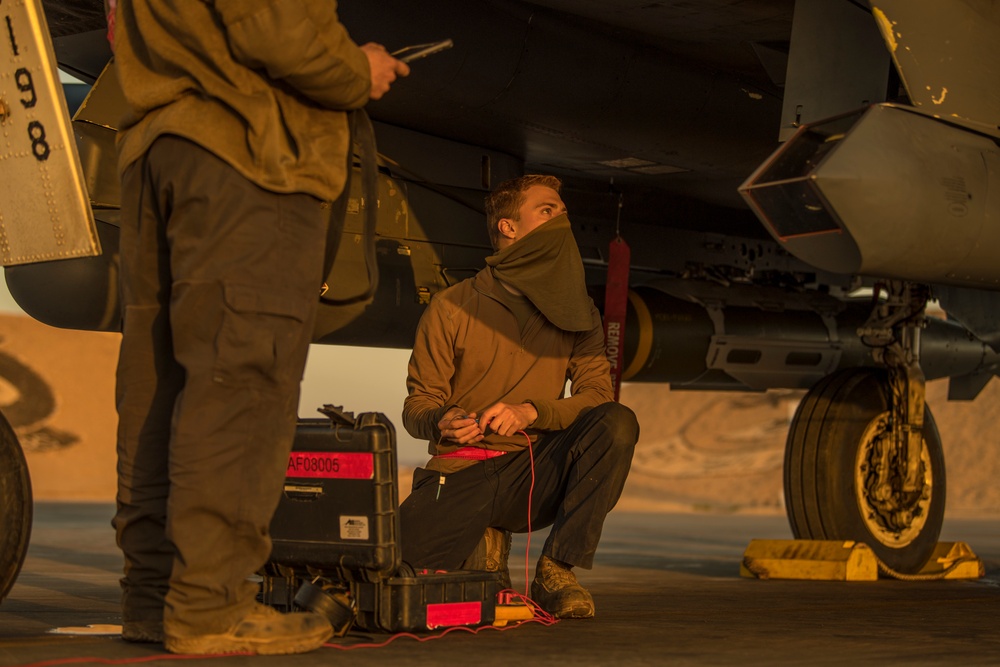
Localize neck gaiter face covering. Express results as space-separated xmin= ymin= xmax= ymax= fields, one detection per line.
xmin=485 ymin=213 xmax=595 ymax=332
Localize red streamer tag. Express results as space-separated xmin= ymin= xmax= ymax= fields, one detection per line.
xmin=603 ymin=237 xmax=630 ymax=402
xmin=285 ymin=452 xmax=374 ymax=479
xmin=106 ymin=0 xmax=117 ymax=51
xmin=426 ymin=601 xmax=482 ymax=629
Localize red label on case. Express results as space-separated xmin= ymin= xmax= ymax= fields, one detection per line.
xmin=285 ymin=452 xmax=374 ymax=479
xmin=425 ymin=601 xmax=482 ymax=629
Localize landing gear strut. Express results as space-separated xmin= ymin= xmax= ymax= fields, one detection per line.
xmin=784 ymin=282 xmax=945 ymax=573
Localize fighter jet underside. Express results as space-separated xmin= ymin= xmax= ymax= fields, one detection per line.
xmin=1 ymin=0 xmax=999 ymax=598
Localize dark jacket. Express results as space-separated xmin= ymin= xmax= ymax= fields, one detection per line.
xmin=403 ymin=267 xmax=614 ymax=472
xmin=114 ymin=0 xmax=370 ymax=202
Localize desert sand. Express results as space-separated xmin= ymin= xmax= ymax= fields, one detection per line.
xmin=2 ymin=313 xmax=998 ymax=518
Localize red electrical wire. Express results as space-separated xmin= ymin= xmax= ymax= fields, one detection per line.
xmin=517 ymin=429 xmax=535 ymax=598
xmin=321 ymin=606 xmax=557 ymax=651
xmin=12 ymin=432 xmax=551 ymax=667
xmin=11 ymin=607 xmax=557 ymax=667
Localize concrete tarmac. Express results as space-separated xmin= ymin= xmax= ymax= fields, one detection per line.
xmin=1 ymin=503 xmax=998 ymax=666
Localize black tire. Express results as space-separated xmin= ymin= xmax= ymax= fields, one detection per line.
xmin=0 ymin=410 xmax=32 ymax=602
xmin=785 ymin=368 xmax=945 ymax=573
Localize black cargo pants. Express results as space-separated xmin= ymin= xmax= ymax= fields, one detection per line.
xmin=399 ymin=402 xmax=639 ymax=571
xmin=114 ymin=135 xmax=331 ymax=637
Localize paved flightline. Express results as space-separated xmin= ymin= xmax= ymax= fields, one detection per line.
xmin=1 ymin=503 xmax=998 ymax=666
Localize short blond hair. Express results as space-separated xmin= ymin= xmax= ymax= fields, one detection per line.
xmin=484 ymin=175 xmax=562 ymax=250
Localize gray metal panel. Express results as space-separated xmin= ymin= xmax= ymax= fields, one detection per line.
xmin=814 ymin=105 xmax=1000 ymax=286
xmin=871 ymin=0 xmax=1000 ymax=133
xmin=71 ymin=59 xmax=124 ymax=215
xmin=779 ymin=0 xmax=890 ymax=141
xmin=706 ymin=336 xmax=842 ymax=390
xmin=748 ymin=103 xmax=1000 ymax=287
xmin=0 ymin=0 xmax=99 ymax=266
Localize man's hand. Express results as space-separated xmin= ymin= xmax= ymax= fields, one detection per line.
xmin=361 ymin=43 xmax=409 ymax=100
xmin=479 ymin=402 xmax=537 ymax=438
xmin=436 ymin=408 xmax=483 ymax=445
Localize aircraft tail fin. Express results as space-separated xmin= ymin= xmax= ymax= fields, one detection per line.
xmin=947 ymin=371 xmax=994 ymax=402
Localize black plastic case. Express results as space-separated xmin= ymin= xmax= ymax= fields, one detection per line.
xmin=269 ymin=410 xmax=399 ymax=578
xmin=356 ymin=571 xmax=498 ymax=632
xmin=265 ymin=407 xmax=499 ymax=633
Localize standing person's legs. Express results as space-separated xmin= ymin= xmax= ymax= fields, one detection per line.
xmin=114 ymin=147 xmax=183 ymax=642
xmin=115 ymin=135 xmax=335 ymax=651
xmin=158 ymin=137 xmax=329 ymax=637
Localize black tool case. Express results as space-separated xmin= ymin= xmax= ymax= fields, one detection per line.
xmin=269 ymin=407 xmax=399 ymax=577
xmin=264 ymin=406 xmax=498 ymax=633
xmin=355 ymin=570 xmax=498 ymax=631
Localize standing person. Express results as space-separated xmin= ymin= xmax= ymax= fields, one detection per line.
xmin=398 ymin=175 xmax=639 ymax=619
xmin=111 ymin=1 xmax=408 ymax=655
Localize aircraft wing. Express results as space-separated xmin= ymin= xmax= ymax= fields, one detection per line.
xmin=39 ymin=0 xmax=111 ymax=83
xmin=0 ymin=0 xmax=997 ymax=586
xmin=15 ymin=0 xmax=999 ymax=381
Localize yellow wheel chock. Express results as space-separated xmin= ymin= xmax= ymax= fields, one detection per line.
xmin=740 ymin=540 xmax=984 ymax=581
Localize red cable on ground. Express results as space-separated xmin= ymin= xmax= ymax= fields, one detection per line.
xmin=14 ymin=433 xmax=551 ymax=667
xmin=517 ymin=430 xmax=535 ymax=598
xmin=12 ymin=609 xmax=557 ymax=667
xmin=322 ymin=609 xmax=557 ymax=651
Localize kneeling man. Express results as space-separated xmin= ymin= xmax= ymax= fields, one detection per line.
xmin=398 ymin=175 xmax=639 ymax=619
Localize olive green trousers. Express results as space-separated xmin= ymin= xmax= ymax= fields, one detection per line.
xmin=114 ymin=135 xmax=331 ymax=637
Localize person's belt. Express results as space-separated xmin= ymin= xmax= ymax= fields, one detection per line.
xmin=436 ymin=447 xmax=508 ymax=460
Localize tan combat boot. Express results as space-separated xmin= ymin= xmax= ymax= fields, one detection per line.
xmin=530 ymin=555 xmax=595 ymax=619
xmin=461 ymin=527 xmax=513 ymax=590
xmin=164 ymin=603 xmax=332 ymax=655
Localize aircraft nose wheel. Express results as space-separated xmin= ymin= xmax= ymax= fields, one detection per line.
xmin=0 ymin=411 xmax=32 ymax=603
xmin=784 ymin=368 xmax=945 ymax=574
xmin=855 ymin=411 xmax=936 ymax=549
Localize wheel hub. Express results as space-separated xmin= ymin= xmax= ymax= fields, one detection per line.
xmin=855 ymin=411 xmax=933 ymax=547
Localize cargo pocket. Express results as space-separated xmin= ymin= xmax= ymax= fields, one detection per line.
xmin=213 ymin=282 xmax=310 ymax=388
xmin=411 ymin=467 xmax=441 ymax=492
